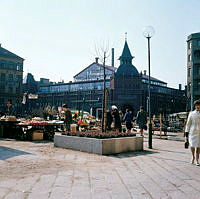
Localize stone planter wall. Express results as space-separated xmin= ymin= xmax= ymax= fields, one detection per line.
xmin=54 ymin=134 xmax=143 ymax=155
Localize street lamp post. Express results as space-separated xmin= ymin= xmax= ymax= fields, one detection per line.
xmin=143 ymin=26 xmax=155 ymax=149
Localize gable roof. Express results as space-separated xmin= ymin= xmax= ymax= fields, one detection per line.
xmin=73 ymin=62 xmax=116 ymax=78
xmin=0 ymin=44 xmax=24 ymax=60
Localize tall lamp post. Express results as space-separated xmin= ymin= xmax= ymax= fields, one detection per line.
xmin=143 ymin=26 xmax=155 ymax=149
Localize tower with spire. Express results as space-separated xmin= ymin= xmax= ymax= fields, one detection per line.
xmin=110 ymin=37 xmax=142 ymax=114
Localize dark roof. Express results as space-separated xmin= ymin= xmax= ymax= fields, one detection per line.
xmin=23 ymin=73 xmax=37 ymax=84
xmin=187 ymin=32 xmax=200 ymax=41
xmin=115 ymin=63 xmax=139 ymax=77
xmin=119 ymin=41 xmax=134 ymax=60
xmin=0 ymin=44 xmax=24 ymax=60
xmin=115 ymin=40 xmax=138 ymax=76
xmin=142 ymin=74 xmax=167 ymax=84
xmin=74 ymin=62 xmax=116 ymax=78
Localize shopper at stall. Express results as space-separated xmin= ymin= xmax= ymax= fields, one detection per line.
xmin=106 ymin=109 xmax=113 ymax=131
xmin=62 ymin=104 xmax=72 ymax=132
xmin=112 ymin=105 xmax=122 ymax=132
xmin=185 ymin=100 xmax=200 ymax=166
xmin=136 ymin=106 xmax=147 ymax=136
xmin=123 ymin=109 xmax=133 ymax=133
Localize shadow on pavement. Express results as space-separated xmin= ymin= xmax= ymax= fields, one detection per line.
xmin=153 ymin=156 xmax=189 ymax=163
xmin=0 ymin=146 xmax=32 ymax=161
xmin=107 ymin=150 xmax=159 ymax=158
xmin=155 ymin=149 xmax=187 ymax=154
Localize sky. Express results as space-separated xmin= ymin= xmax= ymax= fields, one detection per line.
xmin=0 ymin=0 xmax=200 ymax=88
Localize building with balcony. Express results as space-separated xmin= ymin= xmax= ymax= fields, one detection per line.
xmin=187 ymin=32 xmax=200 ymax=110
xmin=0 ymin=44 xmax=24 ymax=112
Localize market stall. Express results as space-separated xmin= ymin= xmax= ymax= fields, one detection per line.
xmin=16 ymin=120 xmax=64 ymax=140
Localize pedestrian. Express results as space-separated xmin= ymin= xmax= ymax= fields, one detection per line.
xmin=62 ymin=104 xmax=72 ymax=132
xmin=112 ymin=105 xmax=122 ymax=132
xmin=136 ymin=106 xmax=147 ymax=136
xmin=185 ymin=100 xmax=200 ymax=166
xmin=123 ymin=109 xmax=133 ymax=133
xmin=106 ymin=109 xmax=113 ymax=131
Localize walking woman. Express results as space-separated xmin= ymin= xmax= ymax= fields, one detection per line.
xmin=185 ymin=100 xmax=200 ymax=166
xmin=112 ymin=105 xmax=122 ymax=132
xmin=123 ymin=109 xmax=133 ymax=133
xmin=136 ymin=106 xmax=147 ymax=136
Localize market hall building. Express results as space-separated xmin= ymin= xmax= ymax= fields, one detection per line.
xmin=31 ymin=40 xmax=186 ymax=116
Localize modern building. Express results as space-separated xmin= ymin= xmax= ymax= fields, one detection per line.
xmin=187 ymin=32 xmax=200 ymax=110
xmin=25 ymin=40 xmax=186 ymax=117
xmin=0 ymin=44 xmax=24 ymax=112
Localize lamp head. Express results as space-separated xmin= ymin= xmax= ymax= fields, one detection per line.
xmin=143 ymin=26 xmax=155 ymax=38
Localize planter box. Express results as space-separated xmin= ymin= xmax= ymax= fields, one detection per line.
xmin=54 ymin=134 xmax=143 ymax=155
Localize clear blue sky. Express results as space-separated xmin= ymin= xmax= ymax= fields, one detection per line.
xmin=0 ymin=0 xmax=200 ymax=88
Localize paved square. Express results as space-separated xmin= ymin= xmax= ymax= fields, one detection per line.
xmin=0 ymin=137 xmax=200 ymax=199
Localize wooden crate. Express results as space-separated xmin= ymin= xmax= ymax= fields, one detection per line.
xmin=32 ymin=130 xmax=43 ymax=140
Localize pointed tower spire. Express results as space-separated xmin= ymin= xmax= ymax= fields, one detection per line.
xmin=115 ymin=38 xmax=139 ymax=77
xmin=119 ymin=38 xmax=134 ymax=65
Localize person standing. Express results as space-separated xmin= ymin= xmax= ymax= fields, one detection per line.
xmin=185 ymin=100 xmax=200 ymax=166
xmin=62 ymin=104 xmax=72 ymax=132
xmin=136 ymin=106 xmax=147 ymax=136
xmin=123 ymin=109 xmax=133 ymax=133
xmin=106 ymin=109 xmax=113 ymax=131
xmin=112 ymin=105 xmax=122 ymax=132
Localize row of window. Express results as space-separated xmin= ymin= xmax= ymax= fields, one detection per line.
xmin=39 ymin=81 xmax=110 ymax=93
xmin=0 ymin=62 xmax=23 ymax=71
xmin=0 ymin=73 xmax=22 ymax=82
xmin=142 ymin=79 xmax=167 ymax=87
xmin=0 ymin=85 xmax=21 ymax=93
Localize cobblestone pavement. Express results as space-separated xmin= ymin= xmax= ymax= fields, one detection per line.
xmin=0 ymin=137 xmax=200 ymax=199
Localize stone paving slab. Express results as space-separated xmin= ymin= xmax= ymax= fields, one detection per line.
xmin=0 ymin=137 xmax=200 ymax=199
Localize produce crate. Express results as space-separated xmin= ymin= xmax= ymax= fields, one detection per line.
xmin=32 ymin=130 xmax=43 ymax=140
xmin=70 ymin=124 xmax=77 ymax=132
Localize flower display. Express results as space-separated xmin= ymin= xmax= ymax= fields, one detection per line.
xmin=64 ymin=131 xmax=136 ymax=139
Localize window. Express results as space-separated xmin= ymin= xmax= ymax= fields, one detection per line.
xmin=188 ymin=83 xmax=191 ymax=92
xmin=188 ymin=42 xmax=192 ymax=49
xmin=16 ymin=75 xmax=22 ymax=81
xmin=8 ymin=74 xmax=13 ymax=81
xmin=188 ymin=68 xmax=191 ymax=77
xmin=0 ymin=73 xmax=6 ymax=81
xmin=194 ymin=50 xmax=200 ymax=59
xmin=197 ymin=40 xmax=200 ymax=47
xmin=188 ymin=54 xmax=191 ymax=62
xmin=0 ymin=84 xmax=5 ymax=92
xmin=8 ymin=87 xmax=13 ymax=93
xmin=0 ymin=63 xmax=5 ymax=69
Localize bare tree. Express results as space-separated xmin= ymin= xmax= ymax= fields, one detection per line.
xmin=93 ymin=40 xmax=110 ymax=132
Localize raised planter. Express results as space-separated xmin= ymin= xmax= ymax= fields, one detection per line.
xmin=54 ymin=133 xmax=143 ymax=155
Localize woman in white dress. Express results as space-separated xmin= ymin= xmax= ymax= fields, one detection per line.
xmin=185 ymin=100 xmax=200 ymax=166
